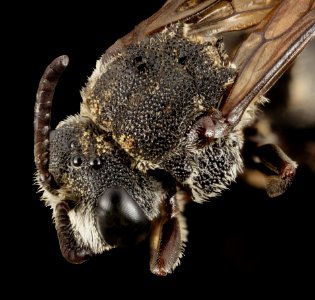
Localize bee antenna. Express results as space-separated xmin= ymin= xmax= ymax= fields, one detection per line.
xmin=34 ymin=55 xmax=69 ymax=192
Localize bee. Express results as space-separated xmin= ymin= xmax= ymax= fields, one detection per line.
xmin=34 ymin=0 xmax=315 ymax=276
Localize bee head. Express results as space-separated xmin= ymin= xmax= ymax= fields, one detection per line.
xmin=34 ymin=56 xmax=168 ymax=264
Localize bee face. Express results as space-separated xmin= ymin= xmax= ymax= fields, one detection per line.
xmin=44 ymin=116 xmax=167 ymax=259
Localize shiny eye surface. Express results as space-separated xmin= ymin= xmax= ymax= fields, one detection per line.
xmin=96 ymin=187 xmax=150 ymax=247
xmin=72 ymin=156 xmax=82 ymax=167
xmin=89 ymin=157 xmax=102 ymax=169
xmin=70 ymin=140 xmax=78 ymax=149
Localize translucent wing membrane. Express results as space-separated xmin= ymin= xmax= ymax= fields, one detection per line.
xmin=105 ymin=0 xmax=280 ymax=56
xmin=221 ymin=0 xmax=315 ymax=127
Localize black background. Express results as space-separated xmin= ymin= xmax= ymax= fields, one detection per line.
xmin=6 ymin=0 xmax=314 ymax=296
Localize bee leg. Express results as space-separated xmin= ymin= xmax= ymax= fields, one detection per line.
xmin=255 ymin=144 xmax=298 ymax=198
xmin=55 ymin=202 xmax=92 ymax=264
xmin=149 ymin=194 xmax=187 ymax=276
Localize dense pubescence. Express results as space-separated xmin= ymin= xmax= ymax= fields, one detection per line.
xmin=155 ymin=126 xmax=244 ymax=202
xmin=186 ymin=131 xmax=244 ymax=202
xmin=82 ymin=24 xmax=235 ymax=164
xmin=43 ymin=116 xmax=169 ymax=254
xmin=48 ymin=116 xmax=166 ymax=220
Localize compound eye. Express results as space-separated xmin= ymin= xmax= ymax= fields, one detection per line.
xmin=96 ymin=187 xmax=150 ymax=247
xmin=72 ymin=156 xmax=82 ymax=167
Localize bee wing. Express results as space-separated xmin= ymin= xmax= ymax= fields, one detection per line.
xmin=185 ymin=0 xmax=280 ymax=36
xmin=105 ymin=0 xmax=280 ymax=57
xmin=221 ymin=0 xmax=315 ymax=127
